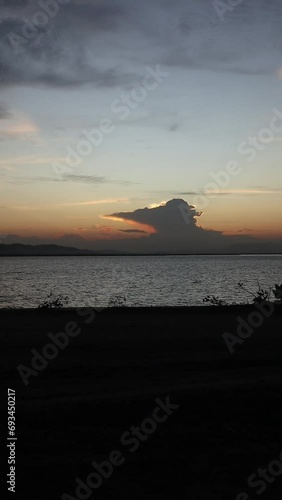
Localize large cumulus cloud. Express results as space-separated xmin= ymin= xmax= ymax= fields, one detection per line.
xmin=104 ymin=198 xmax=228 ymax=252
xmin=107 ymin=198 xmax=201 ymax=234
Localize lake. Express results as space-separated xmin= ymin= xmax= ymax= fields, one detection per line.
xmin=0 ymin=255 xmax=282 ymax=308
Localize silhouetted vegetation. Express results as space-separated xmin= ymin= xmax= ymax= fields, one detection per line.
xmin=108 ymin=294 xmax=127 ymax=307
xmin=204 ymin=281 xmax=282 ymax=306
xmin=38 ymin=292 xmax=69 ymax=309
xmin=273 ymin=284 xmax=282 ymax=303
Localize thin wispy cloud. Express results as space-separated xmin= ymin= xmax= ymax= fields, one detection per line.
xmin=270 ymin=137 xmax=282 ymax=142
xmin=61 ymin=174 xmax=137 ymax=186
xmin=176 ymin=188 xmax=282 ymax=196
xmin=119 ymin=229 xmax=148 ymax=234
xmin=10 ymin=198 xmax=129 ymax=211
xmin=0 ymin=155 xmax=66 ymax=168
xmin=0 ymin=103 xmax=11 ymax=119
xmin=61 ymin=198 xmax=129 ymax=207
xmin=0 ymin=119 xmax=38 ymax=140
xmin=3 ymin=173 xmax=137 ymax=186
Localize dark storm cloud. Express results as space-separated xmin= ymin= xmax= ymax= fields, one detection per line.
xmin=0 ymin=1 xmax=135 ymax=88
xmin=61 ymin=1 xmax=124 ymax=31
xmin=0 ymin=25 xmax=135 ymax=89
xmin=161 ymin=0 xmax=282 ymax=76
xmin=0 ymin=0 xmax=29 ymax=7
xmin=108 ymin=199 xmax=201 ymax=232
xmin=0 ymin=0 xmax=280 ymax=89
xmin=104 ymin=198 xmax=257 ymax=253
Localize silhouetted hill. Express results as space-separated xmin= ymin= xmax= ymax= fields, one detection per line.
xmin=0 ymin=244 xmax=123 ymax=256
xmin=0 ymin=242 xmax=282 ymax=256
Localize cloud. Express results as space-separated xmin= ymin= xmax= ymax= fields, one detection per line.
xmin=235 ymin=228 xmax=255 ymax=233
xmin=9 ymin=198 xmax=129 ymax=210
xmin=102 ymin=198 xmax=269 ymax=253
xmin=1 ymin=0 xmax=29 ymax=7
xmin=107 ymin=198 xmax=201 ymax=231
xmin=61 ymin=198 xmax=129 ymax=207
xmin=175 ymin=191 xmax=229 ymax=197
xmin=119 ymin=229 xmax=147 ymax=234
xmin=0 ymin=103 xmax=11 ymax=119
xmin=168 ymin=122 xmax=180 ymax=132
xmin=57 ymin=174 xmax=108 ymax=184
xmin=161 ymin=0 xmax=282 ymax=76
xmin=270 ymin=137 xmax=282 ymax=143
xmin=0 ymin=0 xmax=281 ymax=90
xmin=60 ymin=174 xmax=137 ymax=186
xmin=2 ymin=171 xmax=137 ymax=186
xmin=0 ymin=155 xmax=66 ymax=171
xmin=0 ymin=119 xmax=38 ymax=140
xmin=177 ymin=189 xmax=282 ymax=196
xmin=0 ymin=1 xmax=136 ymax=89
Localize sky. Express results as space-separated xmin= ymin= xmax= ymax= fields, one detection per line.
xmin=0 ymin=0 xmax=282 ymax=253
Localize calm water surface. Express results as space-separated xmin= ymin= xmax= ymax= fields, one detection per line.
xmin=0 ymin=255 xmax=282 ymax=308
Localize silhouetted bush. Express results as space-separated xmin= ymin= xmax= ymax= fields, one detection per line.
xmin=38 ymin=292 xmax=69 ymax=309
xmin=273 ymin=284 xmax=282 ymax=303
xmin=203 ymin=280 xmax=279 ymax=306
xmin=108 ymin=294 xmax=127 ymax=307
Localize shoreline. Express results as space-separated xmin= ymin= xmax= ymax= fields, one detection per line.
xmin=1 ymin=303 xmax=282 ymax=316
xmin=1 ymin=253 xmax=282 ymax=257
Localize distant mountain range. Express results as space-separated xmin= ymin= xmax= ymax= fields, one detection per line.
xmin=0 ymin=242 xmax=281 ymax=256
xmin=0 ymin=244 xmax=122 ymax=256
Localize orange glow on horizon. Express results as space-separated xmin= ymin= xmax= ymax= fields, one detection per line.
xmin=1 ymin=198 xmax=282 ymax=243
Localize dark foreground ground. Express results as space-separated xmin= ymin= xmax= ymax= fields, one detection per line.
xmin=1 ymin=306 xmax=282 ymax=500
